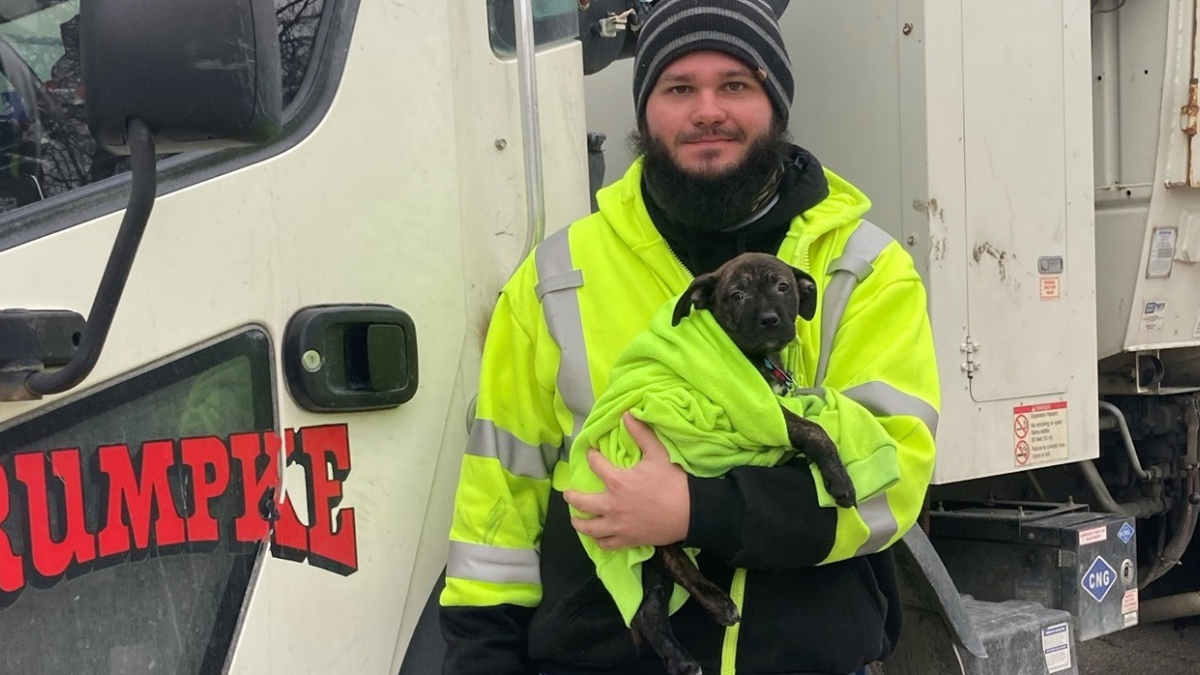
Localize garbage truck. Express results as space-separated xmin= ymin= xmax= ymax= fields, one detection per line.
xmin=0 ymin=0 xmax=1195 ymax=672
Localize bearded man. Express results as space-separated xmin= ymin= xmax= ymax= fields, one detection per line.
xmin=439 ymin=1 xmax=940 ymax=673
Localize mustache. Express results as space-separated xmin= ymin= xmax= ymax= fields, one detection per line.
xmin=677 ymin=127 xmax=746 ymax=144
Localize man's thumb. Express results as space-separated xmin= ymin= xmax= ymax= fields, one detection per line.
xmin=623 ymin=412 xmax=667 ymax=461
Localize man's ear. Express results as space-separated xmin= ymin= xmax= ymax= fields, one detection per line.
xmin=672 ymin=274 xmax=719 ymax=326
xmin=791 ymin=266 xmax=818 ymax=321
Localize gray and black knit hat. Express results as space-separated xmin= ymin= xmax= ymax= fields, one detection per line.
xmin=632 ymin=0 xmax=794 ymax=126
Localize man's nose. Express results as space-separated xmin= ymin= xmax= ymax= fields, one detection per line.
xmin=758 ymin=311 xmax=780 ymax=327
xmin=690 ymin=90 xmax=727 ymax=125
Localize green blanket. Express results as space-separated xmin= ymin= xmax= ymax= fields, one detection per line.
xmin=568 ymin=297 xmax=900 ymax=625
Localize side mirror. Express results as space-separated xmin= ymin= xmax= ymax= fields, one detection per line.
xmin=81 ymin=0 xmax=282 ymax=154
xmin=6 ymin=0 xmax=283 ymax=401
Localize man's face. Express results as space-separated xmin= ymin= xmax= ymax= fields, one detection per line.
xmin=643 ymin=51 xmax=775 ymax=177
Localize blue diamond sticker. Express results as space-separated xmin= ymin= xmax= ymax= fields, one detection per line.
xmin=1081 ymin=556 xmax=1117 ymax=603
xmin=1118 ymin=522 xmax=1135 ymax=544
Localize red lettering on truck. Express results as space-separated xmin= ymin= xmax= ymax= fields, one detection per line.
xmin=0 ymin=426 xmax=359 ymax=609
xmin=0 ymin=461 xmax=25 ymax=596
xmin=14 ymin=450 xmax=96 ymax=580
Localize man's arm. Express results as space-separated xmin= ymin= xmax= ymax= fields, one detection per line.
xmin=439 ymin=282 xmax=561 ymax=675
xmin=571 ymin=245 xmax=938 ymax=570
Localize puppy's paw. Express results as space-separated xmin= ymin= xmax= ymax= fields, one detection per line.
xmin=714 ymin=601 xmax=741 ymax=627
xmin=696 ymin=590 xmax=740 ymax=626
xmin=668 ymin=660 xmax=704 ymax=675
xmin=826 ymin=477 xmax=858 ymax=509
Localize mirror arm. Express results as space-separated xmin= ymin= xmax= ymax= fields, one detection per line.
xmin=24 ymin=117 xmax=156 ymax=398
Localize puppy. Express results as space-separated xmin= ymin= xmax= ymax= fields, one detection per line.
xmin=629 ymin=252 xmax=856 ymax=675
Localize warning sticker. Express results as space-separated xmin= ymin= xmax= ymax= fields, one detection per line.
xmin=1122 ymin=589 xmax=1139 ymax=614
xmin=1040 ymin=275 xmax=1061 ymax=300
xmin=1146 ymin=227 xmax=1177 ymax=278
xmin=1079 ymin=526 xmax=1107 ymax=545
xmin=1124 ymin=611 xmax=1139 ymax=628
xmin=1014 ymin=402 xmax=1068 ymax=466
xmin=1141 ymin=301 xmax=1167 ymax=332
xmin=1042 ymin=623 xmax=1072 ymax=674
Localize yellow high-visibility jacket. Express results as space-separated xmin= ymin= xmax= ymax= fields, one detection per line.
xmin=440 ymin=157 xmax=939 ymax=675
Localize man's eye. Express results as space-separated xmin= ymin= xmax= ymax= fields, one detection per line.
xmin=726 ymin=82 xmax=747 ymax=92
xmin=669 ymin=85 xmax=692 ymax=95
xmin=729 ymin=291 xmax=745 ymax=302
xmin=777 ymin=283 xmax=790 ymax=293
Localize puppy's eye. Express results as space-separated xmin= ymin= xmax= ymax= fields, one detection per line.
xmin=777 ymin=282 xmax=790 ymax=293
xmin=729 ymin=291 xmax=745 ymax=302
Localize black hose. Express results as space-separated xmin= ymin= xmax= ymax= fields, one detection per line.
xmin=1138 ymin=401 xmax=1200 ymax=589
xmin=25 ymin=118 xmax=156 ymax=397
xmin=1140 ymin=468 xmax=1200 ymax=589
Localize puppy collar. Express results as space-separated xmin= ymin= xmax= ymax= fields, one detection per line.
xmin=763 ymin=357 xmax=795 ymax=393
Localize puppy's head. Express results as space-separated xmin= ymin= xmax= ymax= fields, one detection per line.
xmin=671 ymin=253 xmax=817 ymax=357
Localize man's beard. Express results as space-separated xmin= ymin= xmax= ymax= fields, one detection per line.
xmin=632 ymin=122 xmax=792 ymax=232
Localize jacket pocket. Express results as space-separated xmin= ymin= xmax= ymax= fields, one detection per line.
xmin=736 ymin=559 xmax=890 ymax=674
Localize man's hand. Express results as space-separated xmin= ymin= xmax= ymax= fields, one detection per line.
xmin=564 ymin=412 xmax=690 ymax=550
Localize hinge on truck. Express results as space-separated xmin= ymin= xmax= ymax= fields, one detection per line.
xmin=961 ymin=338 xmax=981 ymax=377
xmin=0 ymin=309 xmax=85 ymax=401
xmin=1182 ymin=80 xmax=1199 ymax=137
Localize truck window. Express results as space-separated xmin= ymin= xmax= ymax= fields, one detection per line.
xmin=0 ymin=329 xmax=274 ymax=675
xmin=488 ymin=0 xmax=579 ymax=57
xmin=0 ymin=0 xmax=328 ymax=215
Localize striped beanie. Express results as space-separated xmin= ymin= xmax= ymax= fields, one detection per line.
xmin=633 ymin=0 xmax=794 ymax=126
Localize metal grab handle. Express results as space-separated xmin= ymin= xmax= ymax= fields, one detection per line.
xmin=514 ymin=0 xmax=545 ymax=258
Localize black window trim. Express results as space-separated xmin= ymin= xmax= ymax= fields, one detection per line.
xmin=0 ymin=323 xmax=279 ymax=448
xmin=0 ymin=0 xmax=362 ymax=254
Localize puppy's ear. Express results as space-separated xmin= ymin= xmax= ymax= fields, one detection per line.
xmin=672 ymin=273 xmax=719 ymax=326
xmin=791 ymin=266 xmax=818 ymax=321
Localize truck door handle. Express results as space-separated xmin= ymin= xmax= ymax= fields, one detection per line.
xmin=283 ymin=304 xmax=418 ymax=412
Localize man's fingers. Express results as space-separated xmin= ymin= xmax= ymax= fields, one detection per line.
xmin=586 ymin=447 xmax=619 ymax=481
xmin=595 ymin=536 xmax=623 ymax=551
xmin=623 ymin=412 xmax=668 ymax=462
xmin=563 ymin=489 xmax=607 ymax=516
xmin=572 ymin=515 xmax=615 ymax=540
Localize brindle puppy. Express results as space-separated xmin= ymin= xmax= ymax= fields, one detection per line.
xmin=628 ymin=252 xmax=856 ymax=675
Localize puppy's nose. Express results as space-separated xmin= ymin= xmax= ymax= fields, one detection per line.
xmin=758 ymin=312 xmax=780 ymax=327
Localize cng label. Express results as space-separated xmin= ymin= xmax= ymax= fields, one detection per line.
xmin=1081 ymin=556 xmax=1117 ymax=602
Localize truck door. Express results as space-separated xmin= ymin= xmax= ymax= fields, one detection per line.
xmin=0 ymin=1 xmax=458 ymax=673
xmin=959 ymin=0 xmax=1094 ymax=405
xmin=0 ymin=0 xmax=592 ymax=672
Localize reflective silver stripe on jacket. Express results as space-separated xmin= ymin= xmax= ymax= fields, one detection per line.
xmin=814 ymin=220 xmax=894 ymax=387
xmin=854 ymin=494 xmax=899 ymax=556
xmin=812 ymin=221 xmax=905 ymax=556
xmin=843 ymin=381 xmax=939 ymax=436
xmin=535 ymin=227 xmax=594 ymax=459
xmin=466 ymin=419 xmax=558 ymax=480
xmin=447 ymin=540 xmax=541 ymax=585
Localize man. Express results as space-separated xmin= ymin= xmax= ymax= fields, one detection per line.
xmin=439 ymin=0 xmax=939 ymax=673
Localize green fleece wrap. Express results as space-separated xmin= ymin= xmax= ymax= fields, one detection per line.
xmin=568 ymin=298 xmax=902 ymax=626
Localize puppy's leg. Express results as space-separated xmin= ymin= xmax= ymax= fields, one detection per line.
xmin=780 ymin=406 xmax=857 ymax=508
xmin=659 ymin=545 xmax=739 ymax=626
xmin=631 ymin=547 xmax=705 ymax=675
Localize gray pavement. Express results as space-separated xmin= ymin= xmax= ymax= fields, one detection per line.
xmin=1077 ymin=619 xmax=1200 ymax=674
